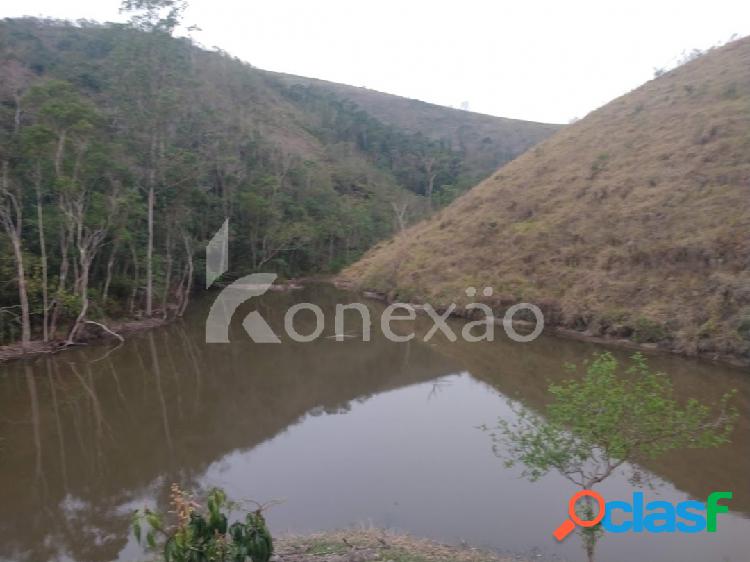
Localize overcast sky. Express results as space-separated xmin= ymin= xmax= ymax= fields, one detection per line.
xmin=3 ymin=0 xmax=750 ymax=123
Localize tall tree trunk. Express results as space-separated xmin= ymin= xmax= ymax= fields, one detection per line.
xmin=1 ymin=162 xmax=30 ymax=347
xmin=34 ymin=170 xmax=49 ymax=342
xmin=67 ymin=254 xmax=90 ymax=343
xmin=146 ymin=183 xmax=154 ymax=316
xmin=72 ymin=251 xmax=80 ymax=296
xmin=178 ymin=233 xmax=193 ymax=317
xmin=161 ymin=228 xmax=172 ymax=318
xmin=102 ymin=238 xmax=119 ymax=306
xmin=11 ymin=233 xmax=31 ymax=347
xmin=391 ymin=201 xmax=408 ymax=232
xmin=129 ymin=241 xmax=140 ymax=314
xmin=49 ymin=228 xmax=69 ymax=338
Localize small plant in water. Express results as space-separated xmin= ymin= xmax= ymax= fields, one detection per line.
xmin=132 ymin=484 xmax=274 ymax=562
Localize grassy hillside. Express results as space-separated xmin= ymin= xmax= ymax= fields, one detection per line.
xmin=270 ymin=72 xmax=561 ymax=186
xmin=341 ymin=37 xmax=750 ymax=363
xmin=0 ymin=16 xmax=556 ymax=345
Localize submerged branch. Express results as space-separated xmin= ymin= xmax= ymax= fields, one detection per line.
xmin=83 ymin=320 xmax=125 ymax=342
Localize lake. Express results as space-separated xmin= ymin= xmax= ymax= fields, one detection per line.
xmin=0 ymin=285 xmax=748 ymax=562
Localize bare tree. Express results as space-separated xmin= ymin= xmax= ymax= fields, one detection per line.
xmin=63 ymin=169 xmax=121 ymax=343
xmin=32 ymin=163 xmax=50 ymax=341
xmin=101 ymin=236 xmax=120 ymax=306
xmin=390 ymin=200 xmax=409 ymax=232
xmin=119 ymin=0 xmax=189 ymax=317
xmin=0 ymin=162 xmax=31 ymax=346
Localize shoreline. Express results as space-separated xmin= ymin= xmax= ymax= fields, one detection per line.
xmin=0 ymin=276 xmax=320 ymax=365
xmin=337 ymin=282 xmax=750 ymax=371
xmin=0 ymin=278 xmax=315 ymax=364
xmin=2 ymin=279 xmax=748 ymax=370
xmin=0 ymin=316 xmax=171 ymax=364
xmin=275 ymin=529 xmax=531 ymax=562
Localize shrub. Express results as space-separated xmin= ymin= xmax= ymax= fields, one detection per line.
xmin=633 ymin=317 xmax=668 ymax=343
xmin=738 ymin=315 xmax=750 ymax=341
xmin=133 ymin=485 xmax=274 ymax=562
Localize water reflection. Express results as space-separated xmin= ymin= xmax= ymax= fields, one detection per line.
xmin=0 ymin=285 xmax=747 ymax=562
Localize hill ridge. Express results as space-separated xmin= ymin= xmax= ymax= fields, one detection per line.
xmin=341 ymin=36 xmax=750 ymax=364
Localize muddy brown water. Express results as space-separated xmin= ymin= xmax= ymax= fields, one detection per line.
xmin=0 ymin=285 xmax=748 ymax=562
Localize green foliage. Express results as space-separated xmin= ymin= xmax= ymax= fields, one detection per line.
xmin=632 ymin=317 xmax=668 ymax=343
xmin=133 ymin=485 xmax=274 ymax=562
xmin=120 ymin=0 xmax=187 ymax=34
xmin=283 ymin=84 xmax=464 ymax=203
xmin=738 ymin=311 xmax=750 ymax=340
xmin=484 ymin=352 xmax=737 ymax=561
xmin=487 ymin=352 xmax=737 ymax=487
xmin=0 ymin=16 xmax=547 ymax=342
xmin=0 ymin=17 xmax=427 ymax=341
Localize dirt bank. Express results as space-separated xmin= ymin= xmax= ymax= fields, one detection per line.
xmin=336 ymin=281 xmax=750 ymax=370
xmin=275 ymin=529 xmax=529 ymax=562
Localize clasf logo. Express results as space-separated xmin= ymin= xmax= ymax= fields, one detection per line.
xmin=553 ymin=490 xmax=733 ymax=540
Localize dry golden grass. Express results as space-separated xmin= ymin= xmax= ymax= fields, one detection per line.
xmin=276 ymin=529 xmax=521 ymax=562
xmin=341 ymin=37 xmax=750 ymax=363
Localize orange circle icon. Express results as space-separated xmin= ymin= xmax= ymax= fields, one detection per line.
xmin=553 ymin=490 xmax=606 ymax=541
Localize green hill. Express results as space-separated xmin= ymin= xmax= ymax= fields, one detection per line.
xmin=269 ymin=72 xmax=560 ymax=187
xmin=341 ymin=37 xmax=750 ymax=365
xmin=0 ymin=16 xmax=556 ymax=345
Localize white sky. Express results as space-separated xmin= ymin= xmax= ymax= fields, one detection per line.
xmin=3 ymin=0 xmax=750 ymax=123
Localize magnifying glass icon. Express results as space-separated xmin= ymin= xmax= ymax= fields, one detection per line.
xmin=553 ymin=490 xmax=605 ymax=541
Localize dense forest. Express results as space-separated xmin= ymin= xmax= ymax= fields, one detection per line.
xmin=0 ymin=1 xmax=554 ymax=347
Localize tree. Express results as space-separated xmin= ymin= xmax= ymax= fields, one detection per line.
xmin=61 ymin=171 xmax=121 ymax=343
xmin=23 ymin=80 xmax=121 ymax=343
xmin=485 ymin=352 xmax=737 ymax=562
xmin=0 ymin=160 xmax=30 ymax=346
xmin=0 ymin=17 xmax=485 ymax=347
xmin=21 ymin=124 xmax=56 ymax=341
xmin=390 ymin=199 xmax=409 ymax=232
xmin=0 ymin=60 xmax=33 ymax=346
xmin=120 ymin=0 xmax=187 ymax=34
xmin=119 ymin=0 xmax=189 ymax=317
